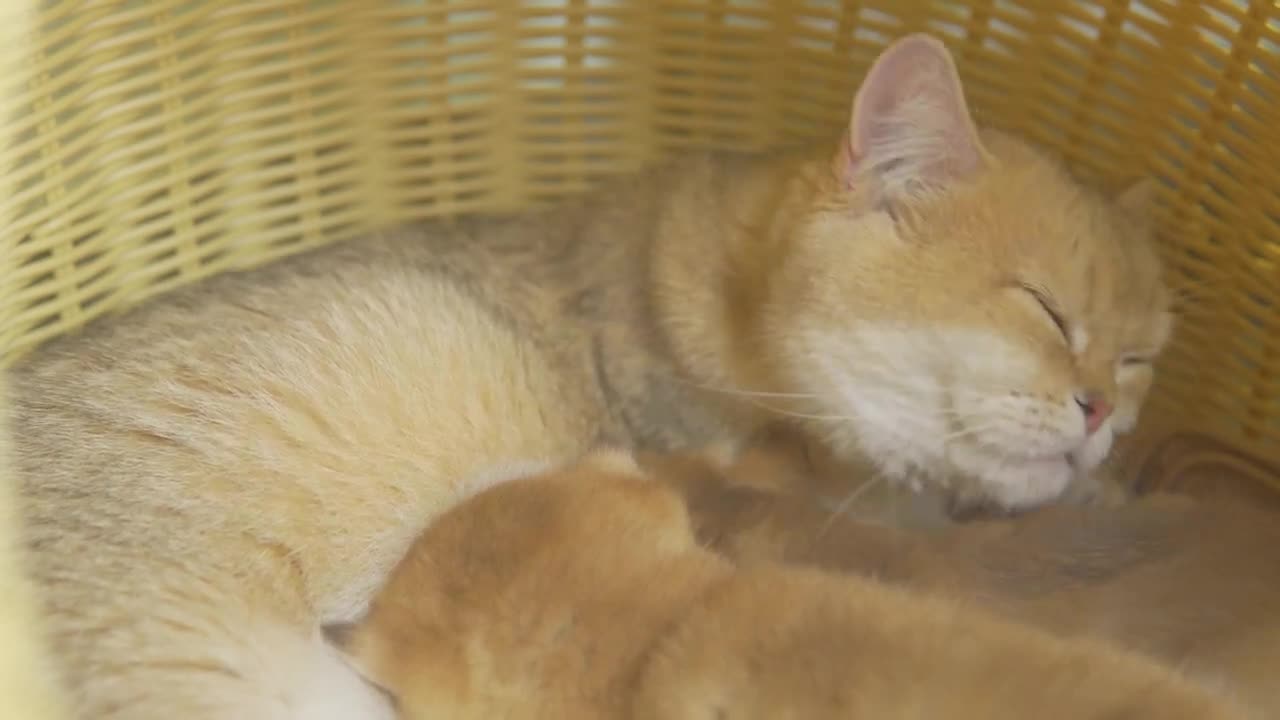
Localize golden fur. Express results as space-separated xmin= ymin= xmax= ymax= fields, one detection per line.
xmin=339 ymin=447 xmax=1249 ymax=720
xmin=656 ymin=428 xmax=1280 ymax=716
xmin=11 ymin=35 xmax=1170 ymax=717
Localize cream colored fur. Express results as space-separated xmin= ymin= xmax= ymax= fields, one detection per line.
xmin=12 ymin=35 xmax=1170 ymax=717
xmin=0 ymin=380 xmax=69 ymax=720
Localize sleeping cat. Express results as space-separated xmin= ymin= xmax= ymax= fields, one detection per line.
xmin=651 ymin=428 xmax=1280 ymax=716
xmin=12 ymin=34 xmax=1170 ymax=718
xmin=334 ymin=446 xmax=1249 ymax=720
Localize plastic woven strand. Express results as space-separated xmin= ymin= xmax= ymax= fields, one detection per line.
xmin=2 ymin=0 xmax=1279 ymax=472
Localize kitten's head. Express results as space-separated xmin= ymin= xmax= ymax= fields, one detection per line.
xmin=768 ymin=35 xmax=1172 ymax=510
xmin=332 ymin=449 xmax=699 ymax=719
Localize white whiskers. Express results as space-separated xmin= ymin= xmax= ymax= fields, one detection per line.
xmin=820 ymin=472 xmax=886 ymax=536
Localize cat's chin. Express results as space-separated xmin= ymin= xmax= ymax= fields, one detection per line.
xmin=951 ymin=421 xmax=1117 ymax=510
xmin=925 ymin=423 xmax=1121 ymax=512
xmin=825 ymin=431 xmax=1076 ymax=512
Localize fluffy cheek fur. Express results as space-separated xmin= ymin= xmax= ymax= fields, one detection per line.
xmin=791 ymin=324 xmax=1106 ymax=509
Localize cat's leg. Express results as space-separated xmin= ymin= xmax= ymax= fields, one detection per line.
xmin=28 ymin=527 xmax=393 ymax=720
xmin=47 ymin=597 xmax=393 ymax=720
xmin=166 ymin=620 xmax=396 ymax=720
xmin=68 ymin=619 xmax=393 ymax=720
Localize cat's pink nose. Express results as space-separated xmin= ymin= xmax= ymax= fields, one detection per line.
xmin=1076 ymin=394 xmax=1112 ymax=435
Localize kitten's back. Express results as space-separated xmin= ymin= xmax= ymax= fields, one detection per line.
xmin=636 ymin=564 xmax=1247 ymax=720
xmin=921 ymin=494 xmax=1280 ymax=714
xmin=668 ymin=431 xmax=1280 ymax=716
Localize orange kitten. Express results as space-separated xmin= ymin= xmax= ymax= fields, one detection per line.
xmin=14 ymin=34 xmax=1168 ymax=717
xmin=337 ymin=448 xmax=1248 ymax=720
xmin=656 ymin=431 xmax=1280 ymax=716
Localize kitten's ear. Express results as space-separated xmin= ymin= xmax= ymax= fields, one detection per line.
xmin=324 ymin=622 xmax=377 ymax=680
xmin=1117 ymin=178 xmax=1158 ymax=221
xmin=322 ymin=622 xmax=358 ymax=650
xmin=837 ymin=34 xmax=987 ymax=204
xmin=325 ymin=623 xmax=399 ymax=705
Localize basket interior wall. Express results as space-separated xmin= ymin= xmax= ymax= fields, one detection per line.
xmin=3 ymin=0 xmax=1279 ymax=469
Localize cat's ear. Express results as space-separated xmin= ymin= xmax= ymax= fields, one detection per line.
xmin=837 ymin=34 xmax=987 ymax=204
xmin=1117 ymin=178 xmax=1158 ymax=221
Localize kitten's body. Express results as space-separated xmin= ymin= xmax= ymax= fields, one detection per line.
xmin=658 ymin=432 xmax=1280 ymax=715
xmin=12 ymin=36 xmax=1170 ymax=717
xmin=342 ymin=448 xmax=1249 ymax=720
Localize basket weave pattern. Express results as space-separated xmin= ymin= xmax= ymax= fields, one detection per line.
xmin=3 ymin=0 xmax=1279 ymax=466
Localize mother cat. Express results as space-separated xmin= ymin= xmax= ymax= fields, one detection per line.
xmin=12 ymin=35 xmax=1171 ymax=719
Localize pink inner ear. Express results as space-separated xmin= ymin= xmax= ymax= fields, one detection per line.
xmin=841 ymin=34 xmax=986 ymax=194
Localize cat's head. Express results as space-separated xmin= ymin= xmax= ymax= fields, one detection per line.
xmin=767 ymin=35 xmax=1172 ymax=510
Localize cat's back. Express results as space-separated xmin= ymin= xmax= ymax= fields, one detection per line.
xmin=12 ymin=220 xmax=609 ymax=621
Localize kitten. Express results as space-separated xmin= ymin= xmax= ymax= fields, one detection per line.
xmin=335 ymin=447 xmax=1248 ymax=720
xmin=12 ymin=34 xmax=1169 ymax=717
xmin=654 ymin=430 xmax=1280 ymax=716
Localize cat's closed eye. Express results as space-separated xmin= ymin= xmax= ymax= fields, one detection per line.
xmin=1019 ymin=283 xmax=1069 ymax=341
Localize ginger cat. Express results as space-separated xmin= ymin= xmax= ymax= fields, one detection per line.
xmin=336 ymin=447 xmax=1249 ymax=720
xmin=654 ymin=428 xmax=1280 ymax=716
xmin=12 ymin=34 xmax=1170 ymax=718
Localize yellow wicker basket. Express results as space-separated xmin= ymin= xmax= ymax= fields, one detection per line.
xmin=1 ymin=1 xmax=1278 ymax=714
xmin=1 ymin=4 xmax=71 ymax=718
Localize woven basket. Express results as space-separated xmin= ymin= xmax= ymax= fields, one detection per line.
xmin=0 ymin=0 xmax=1278 ymax=712
xmin=0 ymin=5 xmax=71 ymax=718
